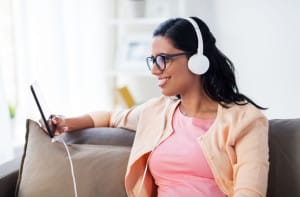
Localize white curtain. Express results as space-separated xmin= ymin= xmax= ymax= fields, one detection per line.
xmin=11 ymin=0 xmax=115 ymax=144
xmin=0 ymin=0 xmax=16 ymax=164
xmin=0 ymin=70 xmax=14 ymax=163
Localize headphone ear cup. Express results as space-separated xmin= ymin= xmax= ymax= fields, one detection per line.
xmin=188 ymin=54 xmax=210 ymax=75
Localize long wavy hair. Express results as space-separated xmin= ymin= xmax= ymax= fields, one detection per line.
xmin=153 ymin=17 xmax=266 ymax=109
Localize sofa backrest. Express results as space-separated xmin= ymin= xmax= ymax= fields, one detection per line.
xmin=267 ymin=119 xmax=300 ymax=197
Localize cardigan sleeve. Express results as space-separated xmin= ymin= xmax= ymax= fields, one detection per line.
xmin=88 ymin=103 xmax=144 ymax=131
xmin=108 ymin=96 xmax=170 ymax=131
xmin=108 ymin=104 xmax=144 ymax=131
xmin=233 ymin=111 xmax=269 ymax=197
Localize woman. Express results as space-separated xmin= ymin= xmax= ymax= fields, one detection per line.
xmin=48 ymin=17 xmax=269 ymax=197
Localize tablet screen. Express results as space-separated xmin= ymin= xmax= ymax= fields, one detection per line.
xmin=30 ymin=82 xmax=54 ymax=138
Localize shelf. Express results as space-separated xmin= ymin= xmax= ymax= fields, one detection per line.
xmin=102 ymin=0 xmax=186 ymax=105
xmin=105 ymin=1 xmax=186 ymax=104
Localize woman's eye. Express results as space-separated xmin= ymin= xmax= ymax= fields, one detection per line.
xmin=157 ymin=56 xmax=165 ymax=64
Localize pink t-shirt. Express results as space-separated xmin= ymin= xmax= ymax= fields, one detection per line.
xmin=148 ymin=107 xmax=226 ymax=197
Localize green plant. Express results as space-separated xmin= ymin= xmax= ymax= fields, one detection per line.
xmin=8 ymin=103 xmax=16 ymax=119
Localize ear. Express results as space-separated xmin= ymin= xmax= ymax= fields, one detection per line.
xmin=188 ymin=53 xmax=209 ymax=75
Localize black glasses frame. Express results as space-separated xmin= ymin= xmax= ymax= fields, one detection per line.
xmin=146 ymin=52 xmax=191 ymax=71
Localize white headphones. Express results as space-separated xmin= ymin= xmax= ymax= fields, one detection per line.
xmin=185 ymin=17 xmax=210 ymax=75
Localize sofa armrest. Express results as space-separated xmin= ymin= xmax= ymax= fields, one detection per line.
xmin=267 ymin=118 xmax=300 ymax=197
xmin=0 ymin=157 xmax=22 ymax=197
xmin=62 ymin=127 xmax=135 ymax=146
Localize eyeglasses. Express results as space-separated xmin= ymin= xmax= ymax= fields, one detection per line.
xmin=146 ymin=52 xmax=191 ymax=72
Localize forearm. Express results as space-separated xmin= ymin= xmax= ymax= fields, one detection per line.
xmin=65 ymin=111 xmax=111 ymax=131
xmin=50 ymin=111 xmax=112 ymax=135
xmin=63 ymin=114 xmax=94 ymax=131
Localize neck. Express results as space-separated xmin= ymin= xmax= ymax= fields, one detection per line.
xmin=179 ymin=91 xmax=218 ymax=119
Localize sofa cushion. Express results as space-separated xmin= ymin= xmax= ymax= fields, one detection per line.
xmin=15 ymin=119 xmax=131 ymax=197
xmin=267 ymin=119 xmax=300 ymax=197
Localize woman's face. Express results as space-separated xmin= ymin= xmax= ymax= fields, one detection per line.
xmin=150 ymin=36 xmax=200 ymax=96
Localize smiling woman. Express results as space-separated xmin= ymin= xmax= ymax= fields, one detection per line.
xmin=45 ymin=16 xmax=269 ymax=197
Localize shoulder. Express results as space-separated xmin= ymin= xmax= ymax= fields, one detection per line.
xmin=220 ymin=103 xmax=268 ymax=128
xmin=222 ymin=103 xmax=266 ymax=119
xmin=142 ymin=95 xmax=178 ymax=111
xmin=218 ymin=103 xmax=268 ymax=145
xmin=136 ymin=96 xmax=179 ymax=124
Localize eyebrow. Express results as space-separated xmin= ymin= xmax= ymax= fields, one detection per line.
xmin=148 ymin=53 xmax=166 ymax=58
xmin=153 ymin=52 xmax=178 ymax=56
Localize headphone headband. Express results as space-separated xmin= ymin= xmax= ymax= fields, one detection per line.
xmin=184 ymin=17 xmax=209 ymax=75
xmin=185 ymin=17 xmax=204 ymax=55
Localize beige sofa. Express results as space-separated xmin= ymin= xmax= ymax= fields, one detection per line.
xmin=0 ymin=118 xmax=299 ymax=196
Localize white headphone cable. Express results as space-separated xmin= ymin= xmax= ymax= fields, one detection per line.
xmin=52 ymin=136 xmax=78 ymax=197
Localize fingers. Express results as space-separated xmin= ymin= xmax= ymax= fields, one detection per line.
xmin=38 ymin=115 xmax=69 ymax=136
xmin=51 ymin=115 xmax=61 ymax=124
xmin=49 ymin=115 xmax=69 ymax=135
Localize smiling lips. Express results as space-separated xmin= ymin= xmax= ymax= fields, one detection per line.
xmin=158 ymin=77 xmax=171 ymax=87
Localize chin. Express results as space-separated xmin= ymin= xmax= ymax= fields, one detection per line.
xmin=161 ymin=89 xmax=178 ymax=97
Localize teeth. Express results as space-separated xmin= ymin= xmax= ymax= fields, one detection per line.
xmin=158 ymin=77 xmax=170 ymax=87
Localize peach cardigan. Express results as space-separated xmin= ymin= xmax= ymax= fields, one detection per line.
xmin=90 ymin=96 xmax=269 ymax=197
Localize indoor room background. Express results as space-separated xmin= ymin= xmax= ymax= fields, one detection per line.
xmin=0 ymin=0 xmax=299 ymax=164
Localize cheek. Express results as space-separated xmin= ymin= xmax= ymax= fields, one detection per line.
xmin=171 ymin=60 xmax=198 ymax=86
xmin=168 ymin=58 xmax=189 ymax=74
xmin=170 ymin=64 xmax=193 ymax=86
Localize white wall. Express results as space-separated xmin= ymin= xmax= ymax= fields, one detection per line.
xmin=186 ymin=0 xmax=300 ymax=119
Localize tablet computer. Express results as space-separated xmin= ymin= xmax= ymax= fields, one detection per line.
xmin=30 ymin=82 xmax=54 ymax=138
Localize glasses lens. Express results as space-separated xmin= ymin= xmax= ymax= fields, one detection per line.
xmin=156 ymin=55 xmax=165 ymax=71
xmin=146 ymin=55 xmax=166 ymax=71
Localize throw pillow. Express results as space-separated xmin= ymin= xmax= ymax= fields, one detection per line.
xmin=16 ymin=119 xmax=131 ymax=197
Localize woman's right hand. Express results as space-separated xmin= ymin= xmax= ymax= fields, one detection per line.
xmin=50 ymin=115 xmax=70 ymax=136
xmin=40 ymin=115 xmax=70 ymax=136
xmin=40 ymin=113 xmax=96 ymax=136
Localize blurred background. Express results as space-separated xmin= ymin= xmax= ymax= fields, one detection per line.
xmin=0 ymin=0 xmax=299 ymax=164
